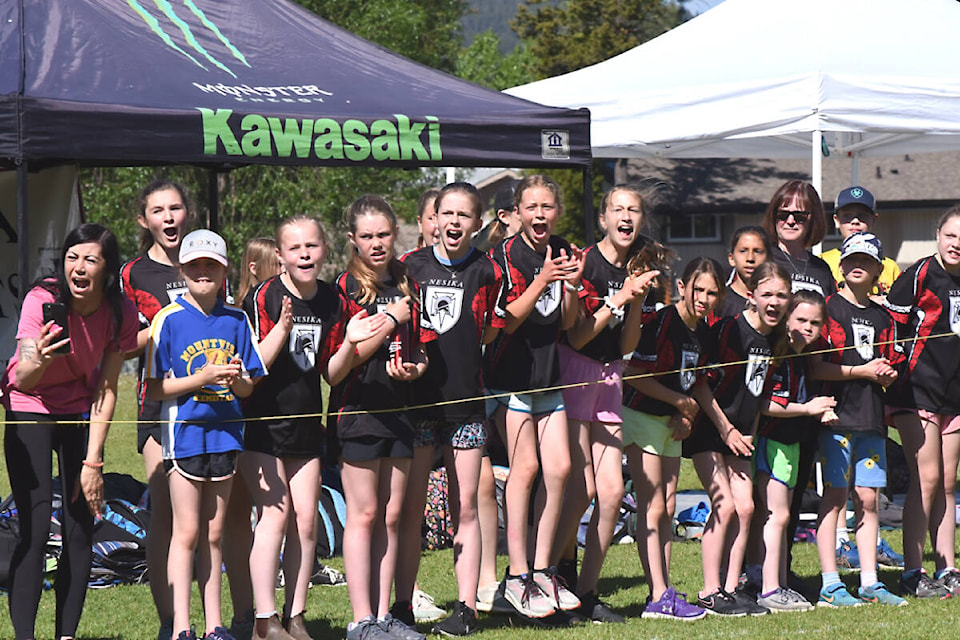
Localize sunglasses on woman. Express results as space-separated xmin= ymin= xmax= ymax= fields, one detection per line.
xmin=776 ymin=209 xmax=811 ymax=223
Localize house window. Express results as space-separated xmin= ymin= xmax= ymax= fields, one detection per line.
xmin=666 ymin=214 xmax=720 ymax=243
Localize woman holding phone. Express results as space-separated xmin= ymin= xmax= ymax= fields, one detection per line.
xmin=2 ymin=223 xmax=139 ymax=640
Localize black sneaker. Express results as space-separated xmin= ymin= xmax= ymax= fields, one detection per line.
xmin=432 ymin=601 xmax=477 ymax=637
xmin=557 ymin=557 xmax=578 ymax=593
xmin=901 ymin=570 xmax=951 ymax=599
xmin=696 ymin=589 xmax=748 ymax=617
xmin=390 ymin=601 xmax=416 ymax=627
xmin=733 ymin=586 xmax=770 ymax=616
xmin=576 ymin=591 xmax=625 ymax=624
xmin=937 ymin=568 xmax=960 ymax=596
xmin=311 ymin=561 xmax=347 ymax=587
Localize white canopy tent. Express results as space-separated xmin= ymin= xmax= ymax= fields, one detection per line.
xmin=505 ymin=0 xmax=960 ymax=194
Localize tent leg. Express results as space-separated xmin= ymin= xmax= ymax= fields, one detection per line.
xmin=208 ymin=168 xmax=219 ymax=233
xmin=811 ymin=131 xmax=823 ymax=255
xmin=583 ymin=164 xmax=594 ymax=245
xmin=17 ymin=161 xmax=28 ymax=302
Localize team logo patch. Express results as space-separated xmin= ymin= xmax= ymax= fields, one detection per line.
xmin=535 ymin=281 xmax=562 ymax=317
xmin=424 ymin=286 xmax=463 ymax=335
xmin=290 ymin=323 xmax=322 ymax=371
xmin=680 ymin=349 xmax=698 ymax=391
xmin=745 ymin=354 xmax=770 ymax=397
xmin=852 ymin=321 xmax=875 ymax=360
xmin=951 ymin=295 xmax=960 ymax=336
xmin=166 ymin=285 xmax=188 ymax=303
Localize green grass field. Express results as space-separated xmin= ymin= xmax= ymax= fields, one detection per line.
xmin=0 ymin=375 xmax=955 ymax=639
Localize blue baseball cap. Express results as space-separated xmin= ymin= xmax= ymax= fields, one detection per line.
xmin=836 ymin=186 xmax=876 ymax=214
xmin=840 ymin=231 xmax=883 ymax=265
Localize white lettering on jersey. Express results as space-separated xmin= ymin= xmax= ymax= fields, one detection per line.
xmin=535 ymin=281 xmax=562 ymax=317
xmin=950 ymin=294 xmax=960 ymax=336
xmin=424 ymin=285 xmax=464 ymax=335
xmin=166 ymin=285 xmax=188 ymax=303
xmin=852 ymin=321 xmax=875 ymax=361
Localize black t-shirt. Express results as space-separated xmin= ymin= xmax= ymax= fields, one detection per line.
xmin=623 ymin=305 xmax=708 ymax=416
xmin=484 ymin=234 xmax=571 ymax=392
xmin=328 ymin=272 xmax=427 ymax=445
xmin=760 ymin=353 xmax=818 ymax=444
xmin=402 ymin=247 xmax=504 ymax=423
xmin=772 ymin=247 xmax=836 ymax=298
xmin=714 ymin=288 xmax=749 ymax=320
xmin=885 ymin=256 xmax=960 ymax=413
xmin=821 ymin=294 xmax=899 ymax=433
xmin=242 ymin=276 xmax=347 ymax=455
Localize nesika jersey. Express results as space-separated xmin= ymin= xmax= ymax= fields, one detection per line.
xmin=760 ymin=354 xmax=818 ymax=444
xmin=484 ymin=234 xmax=571 ymax=392
xmin=771 ymin=247 xmax=836 ymax=298
xmin=402 ymin=246 xmax=504 ymax=423
xmin=146 ymin=296 xmax=266 ymax=460
xmin=242 ymin=276 xmax=348 ymax=456
xmin=624 ymin=305 xmax=708 ymax=416
xmin=328 ymin=271 xmax=431 ymax=445
xmin=570 ymin=243 xmax=658 ymax=363
xmin=694 ymin=313 xmax=775 ymax=433
xmin=884 ymin=256 xmax=960 ymax=413
xmin=713 ymin=288 xmax=749 ymax=321
xmin=821 ymin=294 xmax=900 ymax=433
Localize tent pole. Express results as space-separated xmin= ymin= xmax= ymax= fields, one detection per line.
xmin=851 ymin=153 xmax=861 ymax=185
xmin=17 ymin=160 xmax=28 ymax=302
xmin=811 ymin=131 xmax=823 ymax=255
xmin=583 ymin=164 xmax=594 ymax=245
xmin=208 ymin=169 xmax=219 ymax=233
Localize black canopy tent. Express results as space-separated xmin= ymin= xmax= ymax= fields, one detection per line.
xmin=0 ymin=0 xmax=593 ymax=285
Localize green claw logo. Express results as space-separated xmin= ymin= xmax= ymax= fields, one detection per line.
xmin=126 ymin=0 xmax=250 ymax=78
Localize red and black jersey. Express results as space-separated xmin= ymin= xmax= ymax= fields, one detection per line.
xmin=120 ymin=254 xmax=189 ymax=426
xmin=483 ymin=234 xmax=572 ymax=392
xmin=772 ymin=247 xmax=836 ymax=298
xmin=568 ymin=243 xmax=658 ymax=363
xmin=623 ymin=304 xmax=708 ymax=416
xmin=328 ymin=271 xmax=430 ymax=446
xmin=242 ymin=276 xmax=347 ymax=456
xmin=695 ymin=313 xmax=775 ymax=433
xmin=884 ymin=256 xmax=960 ymax=413
xmin=822 ymin=294 xmax=900 ymax=433
xmin=402 ymin=246 xmax=504 ymax=423
xmin=713 ymin=288 xmax=749 ymax=322
xmin=759 ymin=354 xmax=818 ymax=444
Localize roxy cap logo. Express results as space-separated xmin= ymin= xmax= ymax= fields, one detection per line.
xmin=180 ymin=229 xmax=229 ymax=267
xmin=840 ymin=231 xmax=883 ymax=265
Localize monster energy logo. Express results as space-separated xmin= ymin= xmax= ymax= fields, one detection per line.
xmin=198 ymin=109 xmax=443 ymax=162
xmin=127 ymin=0 xmax=249 ymax=78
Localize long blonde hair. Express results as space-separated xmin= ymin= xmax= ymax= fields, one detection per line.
xmin=236 ymin=237 xmax=278 ymax=304
xmin=346 ymin=195 xmax=414 ymax=305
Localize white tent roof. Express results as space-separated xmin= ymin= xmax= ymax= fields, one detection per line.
xmin=506 ymin=0 xmax=960 ymax=160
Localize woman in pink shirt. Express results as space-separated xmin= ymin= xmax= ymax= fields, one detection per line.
xmin=2 ymin=223 xmax=138 ymax=640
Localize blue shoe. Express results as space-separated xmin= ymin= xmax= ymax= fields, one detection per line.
xmin=859 ymin=582 xmax=907 ymax=606
xmin=836 ymin=540 xmax=860 ymax=572
xmin=877 ymin=539 xmax=905 ymax=569
xmin=817 ymin=583 xmax=862 ymax=608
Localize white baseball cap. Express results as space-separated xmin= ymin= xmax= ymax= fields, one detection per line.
xmin=179 ymin=229 xmax=228 ymax=267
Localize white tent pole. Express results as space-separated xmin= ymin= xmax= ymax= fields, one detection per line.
xmin=446 ymin=167 xmax=456 ymax=184
xmin=812 ymin=130 xmax=823 ymax=255
xmin=851 ymin=153 xmax=860 ymax=185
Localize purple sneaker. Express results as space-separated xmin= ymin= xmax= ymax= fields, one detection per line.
xmin=642 ymin=587 xmax=706 ymax=621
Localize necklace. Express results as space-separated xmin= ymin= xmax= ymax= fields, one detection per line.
xmin=779 ymin=246 xmax=808 ymax=276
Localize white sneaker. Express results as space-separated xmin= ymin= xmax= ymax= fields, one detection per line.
xmin=502 ymin=574 xmax=555 ymax=618
xmin=412 ymin=589 xmax=446 ymax=623
xmin=476 ymin=583 xmax=497 ymax=613
xmin=532 ymin=567 xmax=581 ymax=611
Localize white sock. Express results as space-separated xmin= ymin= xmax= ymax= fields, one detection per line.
xmin=256 ymin=611 xmax=276 ymax=620
xmin=861 ymin=571 xmax=878 ymax=588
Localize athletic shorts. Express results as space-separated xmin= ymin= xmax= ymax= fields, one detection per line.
xmin=754 ymin=436 xmax=800 ymax=488
xmin=137 ymin=426 xmax=161 ymax=454
xmin=164 ymin=451 xmax=238 ymax=482
xmin=558 ymin=344 xmax=624 ymax=424
xmin=888 ymin=406 xmax=960 ymax=436
xmin=490 ymin=390 xmax=564 ymax=416
xmin=340 ymin=435 xmax=413 ymax=462
xmin=244 ymin=417 xmax=324 ymax=458
xmin=621 ymin=406 xmax=680 ymax=458
xmin=818 ymin=430 xmax=886 ymax=489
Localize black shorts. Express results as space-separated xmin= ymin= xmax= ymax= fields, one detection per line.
xmin=137 ymin=425 xmax=162 ymax=453
xmin=340 ymin=435 xmax=413 ymax=463
xmin=244 ymin=417 xmax=324 ymax=458
xmin=682 ymin=420 xmax=736 ymax=459
xmin=164 ymin=451 xmax=238 ymax=481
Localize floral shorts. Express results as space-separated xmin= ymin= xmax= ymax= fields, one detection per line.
xmin=415 ymin=420 xmax=487 ymax=450
xmin=818 ymin=430 xmax=886 ymax=489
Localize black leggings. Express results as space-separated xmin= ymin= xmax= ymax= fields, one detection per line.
xmin=4 ymin=412 xmax=93 ymax=640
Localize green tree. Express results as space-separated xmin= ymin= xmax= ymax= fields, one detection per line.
xmin=456 ymin=30 xmax=536 ymax=91
xmin=511 ymin=0 xmax=689 ymax=245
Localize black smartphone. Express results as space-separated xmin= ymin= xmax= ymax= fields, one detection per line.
xmin=41 ymin=302 xmax=71 ymax=355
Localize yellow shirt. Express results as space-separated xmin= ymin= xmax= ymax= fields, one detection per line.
xmin=820 ymin=247 xmax=901 ymax=296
